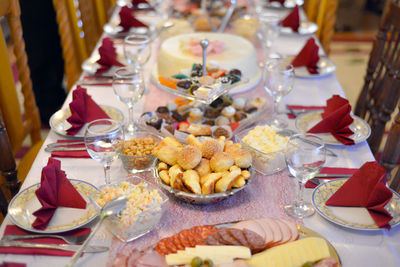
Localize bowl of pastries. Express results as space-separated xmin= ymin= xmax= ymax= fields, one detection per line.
xmin=234 ymin=124 xmax=289 ymax=175
xmin=120 ymin=132 xmax=162 ymax=173
xmin=153 ymin=135 xmax=254 ymax=204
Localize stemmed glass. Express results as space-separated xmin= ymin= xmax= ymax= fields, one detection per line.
xmin=264 ymin=59 xmax=294 ymax=129
xmin=257 ymin=13 xmax=280 ymax=60
xmin=112 ymin=67 xmax=145 ymax=135
xmin=284 ymin=133 xmax=326 ymax=218
xmin=124 ymin=34 xmax=152 ymax=69
xmin=84 ymin=119 xmax=124 ymax=185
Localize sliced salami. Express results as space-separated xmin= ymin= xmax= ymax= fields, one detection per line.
xmin=178 ymin=230 xmax=192 ymax=248
xmin=204 ymin=233 xmax=223 ymax=245
xmin=243 ymin=228 xmax=266 ymax=253
xmin=217 ymin=228 xmax=242 ymax=246
xmin=171 ymin=234 xmax=185 ymax=251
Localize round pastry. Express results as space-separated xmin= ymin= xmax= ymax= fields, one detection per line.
xmin=189 ymin=108 xmax=203 ymax=123
xmin=215 ymin=116 xmax=230 ymax=126
xmin=194 ymin=158 xmax=211 ymax=178
xmin=201 ymin=139 xmax=223 ymax=159
xmin=234 ymin=111 xmax=248 ymax=122
xmin=177 ymin=145 xmax=202 ymax=170
xmin=232 ymin=97 xmax=246 ymax=110
xmin=212 ymin=126 xmax=231 ymax=139
xmin=156 ymin=145 xmax=179 ymax=166
xmin=229 ymin=148 xmax=252 ymax=168
xmin=210 ymin=152 xmax=234 ymax=172
xmin=204 ymin=107 xmax=220 ymax=119
xmin=221 ymin=106 xmax=236 ymax=119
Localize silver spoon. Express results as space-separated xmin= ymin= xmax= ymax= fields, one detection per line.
xmin=66 ymin=196 xmax=127 ymax=267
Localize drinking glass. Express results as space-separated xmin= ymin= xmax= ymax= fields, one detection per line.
xmin=84 ymin=119 xmax=124 ymax=185
xmin=124 ymin=34 xmax=152 ymax=68
xmin=284 ymin=133 xmax=326 ymax=218
xmin=264 ymin=59 xmax=294 ymax=129
xmin=257 ymin=13 xmax=280 ymax=60
xmin=112 ymin=67 xmax=145 ymax=135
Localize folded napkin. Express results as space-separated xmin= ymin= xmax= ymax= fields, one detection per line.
xmin=0 ymin=262 xmax=25 ymax=267
xmin=287 ymin=105 xmax=325 ymax=119
xmin=307 ymin=95 xmax=355 ymax=145
xmin=326 ymin=161 xmax=393 ymax=229
xmin=305 ymin=167 xmax=358 ymax=189
xmin=119 ymin=6 xmax=148 ymax=32
xmin=0 ymin=225 xmax=90 ymax=256
xmin=66 ymin=86 xmax=110 ymax=136
xmin=32 ymin=158 xmax=87 ymax=230
xmin=51 ymin=140 xmax=90 ymax=158
xmin=95 ymin=38 xmax=124 ymax=75
xmin=280 ymin=5 xmax=300 ymax=32
xmin=291 ymin=37 xmax=320 ymax=74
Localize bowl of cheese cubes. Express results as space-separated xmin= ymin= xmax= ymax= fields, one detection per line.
xmin=234 ymin=124 xmax=289 ymax=175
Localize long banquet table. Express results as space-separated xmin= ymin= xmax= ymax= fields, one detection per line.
xmin=1 ymin=1 xmax=400 ymax=266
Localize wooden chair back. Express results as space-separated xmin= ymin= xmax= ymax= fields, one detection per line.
xmin=354 ymin=1 xmax=400 ymax=154
xmin=304 ymin=0 xmax=338 ymax=54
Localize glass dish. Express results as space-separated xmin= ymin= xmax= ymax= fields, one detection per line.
xmin=120 ymin=131 xmax=162 ymax=173
xmin=90 ymin=176 xmax=168 ymax=242
xmin=234 ymin=128 xmax=287 ymax=175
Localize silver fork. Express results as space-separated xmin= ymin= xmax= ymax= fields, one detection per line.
xmin=2 ymin=232 xmax=90 ymax=245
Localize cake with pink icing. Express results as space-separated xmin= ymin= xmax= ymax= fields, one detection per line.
xmin=157 ymin=32 xmax=259 ymax=80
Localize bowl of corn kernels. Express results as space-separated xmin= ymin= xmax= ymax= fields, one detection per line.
xmin=120 ymin=132 xmax=162 ymax=173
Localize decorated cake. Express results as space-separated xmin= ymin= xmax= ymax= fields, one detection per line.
xmin=157 ymin=32 xmax=259 ymax=80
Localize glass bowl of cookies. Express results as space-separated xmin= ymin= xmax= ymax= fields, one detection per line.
xmin=234 ymin=124 xmax=288 ymax=175
xmin=120 ymin=132 xmax=162 ymax=173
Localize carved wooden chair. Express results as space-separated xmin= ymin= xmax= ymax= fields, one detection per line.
xmin=380 ymin=102 xmax=400 ymax=193
xmin=303 ymin=0 xmax=338 ymax=54
xmin=0 ymin=0 xmax=43 ymax=199
xmin=354 ymin=0 xmax=400 ymax=155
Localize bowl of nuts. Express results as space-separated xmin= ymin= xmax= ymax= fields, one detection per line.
xmin=120 ymin=131 xmax=162 ymax=173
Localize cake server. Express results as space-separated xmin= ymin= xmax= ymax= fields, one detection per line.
xmin=0 ymin=240 xmax=108 ymax=253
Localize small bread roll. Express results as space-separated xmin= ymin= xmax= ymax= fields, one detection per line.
xmin=177 ymin=145 xmax=202 ymax=170
xmin=169 ymin=164 xmax=184 ymax=190
xmin=200 ymin=172 xmax=223 ymax=186
xmin=232 ymin=176 xmax=246 ymax=188
xmin=229 ymin=148 xmax=252 ymax=168
xmin=241 ymin=170 xmax=251 ymax=180
xmin=160 ymin=137 xmax=183 ymax=149
xmin=224 ymin=141 xmax=241 ymax=154
xmin=156 ymin=145 xmax=179 ymax=166
xmin=201 ymin=139 xmax=223 ymax=159
xmin=158 ymin=162 xmax=169 ymax=172
xmin=187 ymin=134 xmax=202 ymax=150
xmin=159 ymin=170 xmax=170 ymax=185
xmin=217 ymin=136 xmax=226 ymax=150
xmin=182 ymin=170 xmax=201 ymax=194
xmin=210 ymin=152 xmax=234 ymax=172
xmin=201 ymin=172 xmax=224 ymax=194
xmin=215 ymin=166 xmax=242 ymax=193
xmin=195 ymin=158 xmax=211 ymax=178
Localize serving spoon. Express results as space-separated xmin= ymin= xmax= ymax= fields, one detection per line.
xmin=66 ymin=196 xmax=127 ymax=267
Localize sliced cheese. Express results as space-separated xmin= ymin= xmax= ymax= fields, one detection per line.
xmin=194 ymin=245 xmax=251 ymax=258
xmin=246 ymin=237 xmax=331 ymax=267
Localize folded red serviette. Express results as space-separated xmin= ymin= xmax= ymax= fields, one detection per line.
xmin=51 ymin=140 xmax=90 ymax=158
xmin=0 ymin=261 xmax=25 ymax=267
xmin=307 ymin=95 xmax=355 ymax=145
xmin=287 ymin=105 xmax=325 ymax=119
xmin=0 ymin=225 xmax=90 ymax=257
xmin=119 ymin=6 xmax=148 ymax=32
xmin=291 ymin=37 xmax=320 ymax=74
xmin=326 ymin=161 xmax=393 ymax=229
xmin=32 ymin=158 xmax=87 ymax=230
xmin=305 ymin=167 xmax=358 ymax=189
xmin=280 ymin=5 xmax=300 ymax=32
xmin=66 ymin=86 xmax=110 ymax=136
xmin=95 ymin=38 xmax=124 ymax=75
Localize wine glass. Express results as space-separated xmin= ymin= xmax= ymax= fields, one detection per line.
xmin=112 ymin=67 xmax=145 ymax=135
xmin=84 ymin=119 xmax=124 ymax=185
xmin=284 ymin=133 xmax=326 ymax=218
xmin=124 ymin=34 xmax=152 ymax=68
xmin=264 ymin=59 xmax=294 ymax=129
xmin=257 ymin=13 xmax=281 ymax=60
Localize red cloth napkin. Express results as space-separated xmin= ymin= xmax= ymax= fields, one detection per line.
xmin=291 ymin=37 xmax=320 ymax=74
xmin=307 ymin=95 xmax=355 ymax=145
xmin=51 ymin=140 xmax=90 ymax=158
xmin=280 ymin=5 xmax=300 ymax=32
xmin=287 ymin=105 xmax=325 ymax=119
xmin=0 ymin=262 xmax=25 ymax=267
xmin=32 ymin=158 xmax=87 ymax=230
xmin=305 ymin=167 xmax=358 ymax=188
xmin=95 ymin=38 xmax=124 ymax=75
xmin=119 ymin=6 xmax=148 ymax=32
xmin=66 ymin=86 xmax=110 ymax=136
xmin=0 ymin=225 xmax=90 ymax=256
xmin=326 ymin=161 xmax=393 ymax=229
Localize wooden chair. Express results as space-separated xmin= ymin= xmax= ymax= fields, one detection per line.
xmin=0 ymin=0 xmax=43 ymax=197
xmin=303 ymin=0 xmax=338 ymax=54
xmin=354 ymin=0 xmax=400 ymax=155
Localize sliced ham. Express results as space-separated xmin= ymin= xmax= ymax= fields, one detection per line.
xmin=276 ymin=218 xmax=292 ymax=244
xmin=243 ymin=228 xmax=266 ymax=253
xmin=230 ymin=220 xmax=266 ymax=243
xmin=136 ymin=249 xmax=168 ymax=267
xmin=257 ymin=218 xmax=282 ymax=246
xmin=280 ymin=219 xmax=299 ymax=242
xmin=254 ymin=218 xmax=275 ymax=247
xmin=217 ymin=228 xmax=242 ymax=246
xmin=227 ymin=228 xmax=251 ymax=248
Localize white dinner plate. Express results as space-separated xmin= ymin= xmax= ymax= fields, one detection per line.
xmin=49 ymin=105 xmax=124 ymax=139
xmin=103 ymin=21 xmax=156 ymax=38
xmin=295 ymin=111 xmax=371 ymax=146
xmin=283 ymin=56 xmax=336 ymax=78
xmin=312 ymin=179 xmax=400 ymax=231
xmin=280 ymin=21 xmax=318 ymax=35
xmin=8 ymin=179 xmax=100 ymax=234
xmin=264 ymin=0 xmax=304 ymax=9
